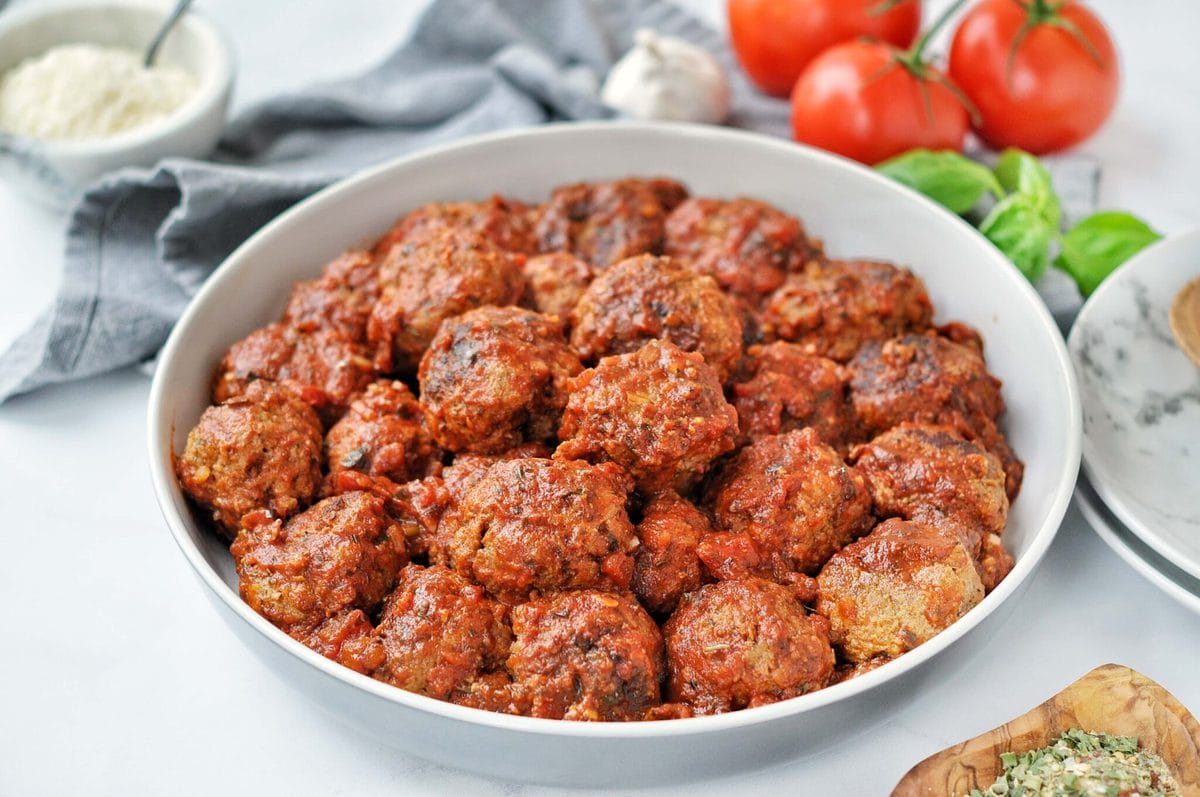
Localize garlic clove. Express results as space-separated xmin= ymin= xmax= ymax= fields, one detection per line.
xmin=601 ymin=28 xmax=731 ymax=125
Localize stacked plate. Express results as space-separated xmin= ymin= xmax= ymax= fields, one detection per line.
xmin=1068 ymin=228 xmax=1200 ymax=615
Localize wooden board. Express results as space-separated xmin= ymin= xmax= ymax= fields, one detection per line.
xmin=892 ymin=663 xmax=1200 ymax=796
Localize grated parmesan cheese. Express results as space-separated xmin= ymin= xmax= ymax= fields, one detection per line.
xmin=0 ymin=43 xmax=196 ymax=141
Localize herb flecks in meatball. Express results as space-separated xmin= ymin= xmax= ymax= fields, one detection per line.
xmin=419 ymin=306 xmax=582 ymax=454
xmin=632 ymin=491 xmax=710 ymax=616
xmin=325 ymin=379 xmax=442 ymax=489
xmin=849 ymin=333 xmax=1023 ymax=498
xmin=816 ymin=518 xmax=984 ymax=663
xmin=664 ymin=577 xmax=834 ymax=714
xmin=177 ymin=380 xmax=323 ymax=536
xmin=368 ymin=226 xmax=525 ymax=371
xmin=230 ymin=491 xmax=407 ymax=636
xmin=707 ymin=428 xmax=873 ymax=575
xmin=535 ymin=177 xmax=689 ymax=268
xmin=438 ymin=458 xmax=638 ymax=605
xmin=664 ymin=196 xmax=819 ymax=302
xmin=763 ymin=259 xmax=933 ymax=363
xmin=372 ymin=565 xmax=512 ymax=700
xmin=557 ymin=339 xmax=738 ymax=491
xmin=730 ymin=342 xmax=858 ymax=451
xmin=570 ymin=254 xmax=743 ymax=381
xmin=508 ymin=590 xmax=665 ymax=721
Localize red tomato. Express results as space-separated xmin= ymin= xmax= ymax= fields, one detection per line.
xmin=789 ymin=40 xmax=968 ymax=165
xmin=949 ymin=0 xmax=1119 ymax=154
xmin=728 ymin=0 xmax=921 ymax=97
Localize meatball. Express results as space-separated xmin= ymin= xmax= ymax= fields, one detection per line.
xmin=664 ymin=577 xmax=835 ymax=714
xmin=534 ymin=177 xmax=689 ymax=268
xmin=849 ymin=333 xmax=1023 ymax=498
xmin=372 ymin=565 xmax=512 ymax=700
xmin=418 ymin=306 xmax=582 ymax=454
xmin=663 ymin=196 xmax=819 ymax=302
xmin=707 ymin=428 xmax=873 ymax=575
xmin=522 ymin=252 xmax=594 ymax=320
xmin=557 ymin=340 xmax=738 ymax=491
xmin=762 ymin=259 xmax=933 ymax=362
xmin=230 ymin=491 xmax=406 ymax=635
xmin=438 ymin=458 xmax=638 ymax=604
xmin=374 ymin=195 xmax=535 ymax=257
xmin=283 ymin=249 xmax=380 ymax=344
xmin=508 ymin=590 xmax=665 ymax=721
xmin=570 ymin=254 xmax=744 ymax=381
xmin=177 ymin=380 xmax=323 ymax=536
xmin=440 ymin=443 xmax=553 ymax=502
xmin=325 ymin=379 xmax=442 ymax=488
xmin=850 ymin=422 xmax=1008 ymax=556
xmin=815 ymin=518 xmax=985 ymax=663
xmin=367 ymin=226 xmax=525 ymax=371
xmin=632 ymin=491 xmax=710 ymax=616
xmin=730 ymin=342 xmax=858 ymax=451
xmin=302 ymin=609 xmax=386 ymax=675
xmin=213 ymin=322 xmax=375 ymax=424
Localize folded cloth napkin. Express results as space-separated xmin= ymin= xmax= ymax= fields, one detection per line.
xmin=0 ymin=0 xmax=1093 ymax=403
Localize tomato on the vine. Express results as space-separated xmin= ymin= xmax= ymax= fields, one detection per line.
xmin=789 ymin=17 xmax=970 ymax=165
xmin=728 ymin=0 xmax=921 ymax=98
xmin=949 ymin=0 xmax=1119 ymax=154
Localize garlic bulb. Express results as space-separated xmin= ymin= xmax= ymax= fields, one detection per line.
xmin=601 ymin=29 xmax=731 ymax=125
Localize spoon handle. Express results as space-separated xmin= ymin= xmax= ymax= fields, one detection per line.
xmin=144 ymin=0 xmax=196 ymax=68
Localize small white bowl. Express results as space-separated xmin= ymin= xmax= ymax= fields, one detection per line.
xmin=0 ymin=1 xmax=234 ymax=207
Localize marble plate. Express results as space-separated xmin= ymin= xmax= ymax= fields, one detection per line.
xmin=1076 ymin=474 xmax=1200 ymax=616
xmin=1068 ymin=228 xmax=1200 ymax=581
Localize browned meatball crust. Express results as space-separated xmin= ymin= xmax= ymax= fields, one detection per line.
xmin=440 ymin=443 xmax=553 ymax=502
xmin=663 ymin=197 xmax=819 ymax=302
xmin=213 ymin=322 xmax=375 ymax=424
xmin=534 ymin=177 xmax=689 ymax=268
xmin=522 ymin=252 xmax=594 ymax=320
xmin=850 ymin=422 xmax=1008 ymax=556
xmin=230 ymin=491 xmax=406 ymax=636
xmin=325 ymin=379 xmax=442 ymax=488
xmin=372 ymin=565 xmax=512 ymax=699
xmin=730 ymin=342 xmax=858 ymax=451
xmin=849 ymin=333 xmax=1023 ymax=498
xmin=437 ymin=458 xmax=638 ymax=604
xmin=367 ymin=226 xmax=525 ymax=371
xmin=508 ymin=590 xmax=665 ymax=721
xmin=177 ymin=380 xmax=323 ymax=536
xmin=374 ymin=195 xmax=535 ymax=257
xmin=762 ymin=259 xmax=933 ymax=363
xmin=418 ymin=306 xmax=582 ymax=454
xmin=632 ymin=491 xmax=710 ymax=616
xmin=283 ymin=249 xmax=380 ymax=344
xmin=815 ymin=518 xmax=984 ymax=663
xmin=707 ymin=428 xmax=873 ymax=575
xmin=557 ymin=339 xmax=738 ymax=491
xmin=570 ymin=254 xmax=744 ymax=381
xmin=664 ymin=577 xmax=835 ymax=714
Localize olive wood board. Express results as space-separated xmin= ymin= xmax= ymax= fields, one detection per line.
xmin=891 ymin=663 xmax=1200 ymax=796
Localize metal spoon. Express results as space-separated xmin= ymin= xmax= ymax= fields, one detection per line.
xmin=144 ymin=0 xmax=195 ymax=68
xmin=1170 ymin=276 xmax=1200 ymax=367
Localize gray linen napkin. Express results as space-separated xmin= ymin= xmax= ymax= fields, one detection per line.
xmin=0 ymin=0 xmax=1091 ymax=403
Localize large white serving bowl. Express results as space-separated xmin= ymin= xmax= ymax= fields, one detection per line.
xmin=147 ymin=122 xmax=1080 ymax=787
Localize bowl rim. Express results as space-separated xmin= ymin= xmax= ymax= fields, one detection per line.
xmin=0 ymin=0 xmax=235 ymax=154
xmin=147 ymin=120 xmax=1082 ymax=739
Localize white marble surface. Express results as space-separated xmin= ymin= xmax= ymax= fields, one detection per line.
xmin=1 ymin=1 xmax=1199 ymax=794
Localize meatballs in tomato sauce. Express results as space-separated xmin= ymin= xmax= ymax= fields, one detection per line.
xmin=283 ymin=248 xmax=380 ymax=344
xmin=374 ymin=195 xmax=535 ymax=257
xmin=632 ymin=491 xmax=710 ymax=616
xmin=325 ymin=379 xmax=442 ymax=489
xmin=522 ymin=251 xmax=595 ymax=320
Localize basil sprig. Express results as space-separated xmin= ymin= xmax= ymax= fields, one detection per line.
xmin=876 ymin=147 xmax=1161 ymax=294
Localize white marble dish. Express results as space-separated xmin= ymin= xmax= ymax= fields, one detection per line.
xmin=1076 ymin=473 xmax=1200 ymax=615
xmin=1068 ymin=228 xmax=1200 ymax=582
xmin=146 ymin=123 xmax=1080 ymax=786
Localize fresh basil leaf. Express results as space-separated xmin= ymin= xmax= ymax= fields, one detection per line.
xmin=876 ymin=149 xmax=1004 ymax=214
xmin=1054 ymin=211 xmax=1162 ymax=295
xmin=979 ymin=193 xmax=1057 ymax=282
xmin=994 ymin=148 xmax=1061 ymax=230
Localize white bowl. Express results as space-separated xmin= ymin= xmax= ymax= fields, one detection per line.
xmin=146 ymin=122 xmax=1081 ymax=787
xmin=0 ymin=1 xmax=234 ymax=207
